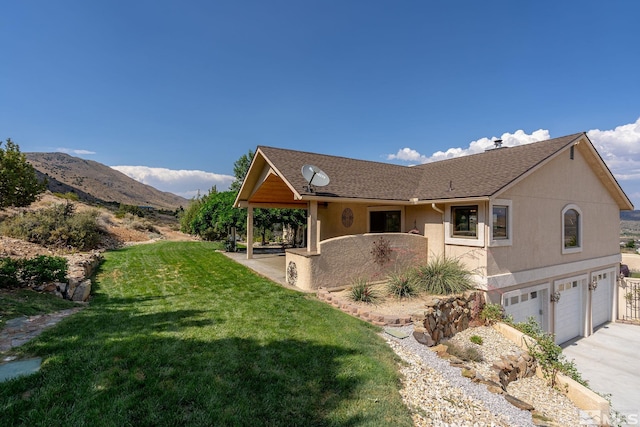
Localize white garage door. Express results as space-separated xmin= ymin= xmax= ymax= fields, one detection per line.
xmin=554 ymin=277 xmax=586 ymax=344
xmin=503 ymin=285 xmax=548 ymax=330
xmin=592 ymin=270 xmax=614 ymax=328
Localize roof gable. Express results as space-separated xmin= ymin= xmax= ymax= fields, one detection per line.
xmin=235 ymin=132 xmax=633 ymax=210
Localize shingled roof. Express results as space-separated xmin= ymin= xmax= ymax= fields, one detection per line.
xmin=236 ymin=132 xmax=632 ymax=208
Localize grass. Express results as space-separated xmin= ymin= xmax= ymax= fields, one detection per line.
xmin=0 ymin=241 xmax=413 ymax=426
xmin=0 ymin=289 xmax=80 ymax=329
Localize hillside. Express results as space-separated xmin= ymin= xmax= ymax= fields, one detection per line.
xmin=26 ymin=152 xmax=187 ymax=210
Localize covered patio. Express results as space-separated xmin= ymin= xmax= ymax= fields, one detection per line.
xmin=234 ymin=146 xmax=430 ymax=291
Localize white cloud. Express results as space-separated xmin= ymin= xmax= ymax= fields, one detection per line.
xmin=385 ymin=118 xmax=640 ymax=208
xmin=387 ymin=129 xmax=551 ymax=164
xmin=110 ymin=165 xmax=235 ymax=198
xmin=588 ymin=117 xmax=640 ymax=181
xmin=56 ymin=147 xmax=96 ymax=155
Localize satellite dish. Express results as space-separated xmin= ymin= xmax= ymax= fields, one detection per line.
xmin=301 ymin=164 xmax=330 ymax=192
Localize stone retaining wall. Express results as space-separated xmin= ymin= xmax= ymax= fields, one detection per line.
xmin=412 ymin=292 xmax=482 ymax=346
xmin=33 ymin=251 xmax=103 ymax=302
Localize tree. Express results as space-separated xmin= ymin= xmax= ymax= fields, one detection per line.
xmin=229 ymin=150 xmax=254 ymax=192
xmin=0 ymin=138 xmax=46 ymax=208
xmin=190 ymin=191 xmax=245 ymax=241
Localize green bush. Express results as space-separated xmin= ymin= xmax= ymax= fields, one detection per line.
xmin=0 ymin=204 xmax=104 ymax=250
xmin=386 ymin=272 xmax=416 ymax=299
xmin=0 ymin=255 xmax=67 ymax=288
xmin=19 ymin=255 xmax=68 ymax=285
xmin=0 ymin=258 xmax=20 ymax=288
xmin=349 ymin=278 xmax=379 ymax=304
xmin=480 ymin=303 xmax=504 ymax=325
xmin=411 ymin=255 xmax=474 ymax=295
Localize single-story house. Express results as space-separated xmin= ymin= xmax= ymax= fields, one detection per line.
xmin=234 ymin=132 xmax=633 ymax=344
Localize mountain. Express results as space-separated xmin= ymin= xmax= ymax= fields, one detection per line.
xmin=25 ymin=152 xmax=188 ymax=210
xmin=621 ymin=211 xmax=640 ymax=221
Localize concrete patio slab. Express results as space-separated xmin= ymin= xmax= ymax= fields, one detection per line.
xmin=562 ymin=322 xmax=640 ymax=422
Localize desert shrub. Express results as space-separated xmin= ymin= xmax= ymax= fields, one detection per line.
xmin=412 ymin=255 xmax=474 ymax=295
xmin=349 ymin=278 xmax=379 ymax=304
xmin=444 ymin=341 xmax=483 ymax=362
xmin=0 ymin=258 xmax=20 ymax=288
xmin=511 ymin=317 xmax=587 ymax=388
xmin=116 ymin=203 xmax=145 ymax=218
xmin=122 ymin=213 xmax=159 ymax=233
xmin=386 ymin=272 xmax=417 ymax=299
xmin=480 ymin=303 xmax=504 ymax=325
xmin=53 ymin=192 xmax=80 ymax=201
xmin=0 ymin=203 xmax=104 ymax=250
xmin=18 ymin=255 xmax=68 ymax=285
xmin=469 ymin=335 xmax=483 ymax=345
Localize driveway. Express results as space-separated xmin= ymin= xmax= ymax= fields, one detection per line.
xmin=563 ymin=322 xmax=640 ymax=423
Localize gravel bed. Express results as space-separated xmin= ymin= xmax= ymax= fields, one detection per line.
xmin=382 ymin=324 xmax=589 ymax=427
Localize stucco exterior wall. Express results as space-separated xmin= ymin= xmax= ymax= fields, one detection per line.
xmin=285 ymin=233 xmax=428 ymax=290
xmin=318 ymin=202 xmax=369 ymax=240
xmin=406 ymin=205 xmax=445 ymax=256
xmin=486 ymin=144 xmax=621 ymax=277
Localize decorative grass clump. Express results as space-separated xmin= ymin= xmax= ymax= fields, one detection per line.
xmin=470 ymin=335 xmax=483 ymax=345
xmin=444 ymin=341 xmax=483 ymax=362
xmin=349 ymin=278 xmax=379 ymax=304
xmin=412 ymin=255 xmax=474 ymax=295
xmin=386 ymin=272 xmax=417 ymax=299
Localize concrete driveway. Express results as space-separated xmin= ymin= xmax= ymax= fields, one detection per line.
xmin=563 ymin=322 xmax=640 ymax=423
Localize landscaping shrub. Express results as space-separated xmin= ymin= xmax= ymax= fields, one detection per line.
xmin=349 ymin=278 xmax=379 ymax=304
xmin=0 ymin=203 xmax=104 ymax=250
xmin=511 ymin=317 xmax=587 ymax=388
xmin=386 ymin=272 xmax=417 ymax=299
xmin=0 ymin=255 xmax=67 ymax=288
xmin=412 ymin=255 xmax=474 ymax=295
xmin=480 ymin=303 xmax=505 ymax=325
xmin=19 ymin=255 xmax=68 ymax=285
xmin=0 ymin=258 xmax=20 ymax=288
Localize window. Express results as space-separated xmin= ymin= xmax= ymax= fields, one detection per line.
xmin=492 ymin=205 xmax=508 ymax=239
xmin=451 ymin=206 xmax=478 ymax=237
xmin=369 ymin=210 xmax=401 ymax=233
xmin=562 ymin=204 xmax=582 ymax=254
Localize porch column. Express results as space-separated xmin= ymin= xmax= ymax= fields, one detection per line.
xmin=307 ymin=200 xmax=318 ymax=253
xmin=247 ymin=205 xmax=254 ymax=259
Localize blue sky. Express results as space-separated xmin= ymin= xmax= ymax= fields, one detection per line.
xmin=2 ymin=1 xmax=640 ymax=206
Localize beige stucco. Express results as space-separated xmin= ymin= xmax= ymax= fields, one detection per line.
xmin=285 ymin=233 xmax=428 ymax=290
xmin=487 ymin=143 xmax=620 ymax=276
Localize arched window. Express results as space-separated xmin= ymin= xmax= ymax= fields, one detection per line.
xmin=562 ymin=205 xmax=582 ymax=254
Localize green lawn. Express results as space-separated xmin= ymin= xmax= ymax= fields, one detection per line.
xmin=0 ymin=241 xmax=413 ymax=426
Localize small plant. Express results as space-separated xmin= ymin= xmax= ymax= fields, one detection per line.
xmin=444 ymin=341 xmax=483 ymax=362
xmin=469 ymin=335 xmax=483 ymax=345
xmin=386 ymin=272 xmax=416 ymax=299
xmin=411 ymin=255 xmax=474 ymax=295
xmin=349 ymin=278 xmax=379 ymax=304
xmin=480 ymin=303 xmax=504 ymax=325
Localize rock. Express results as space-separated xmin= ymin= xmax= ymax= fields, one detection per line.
xmin=430 ymin=344 xmax=448 ymax=356
xmin=531 ymin=411 xmax=555 ymax=426
xmin=72 ymin=279 xmax=92 ymax=302
xmin=504 ymin=394 xmax=535 ymax=411
xmin=461 ymin=368 xmax=475 ymax=378
xmin=487 ymin=385 xmax=505 ymax=394
xmin=413 ymin=330 xmax=435 ymax=346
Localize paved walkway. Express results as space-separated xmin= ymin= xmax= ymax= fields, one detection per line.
xmin=0 ymin=307 xmax=83 ymax=382
xmin=563 ymin=322 xmax=640 ymax=422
